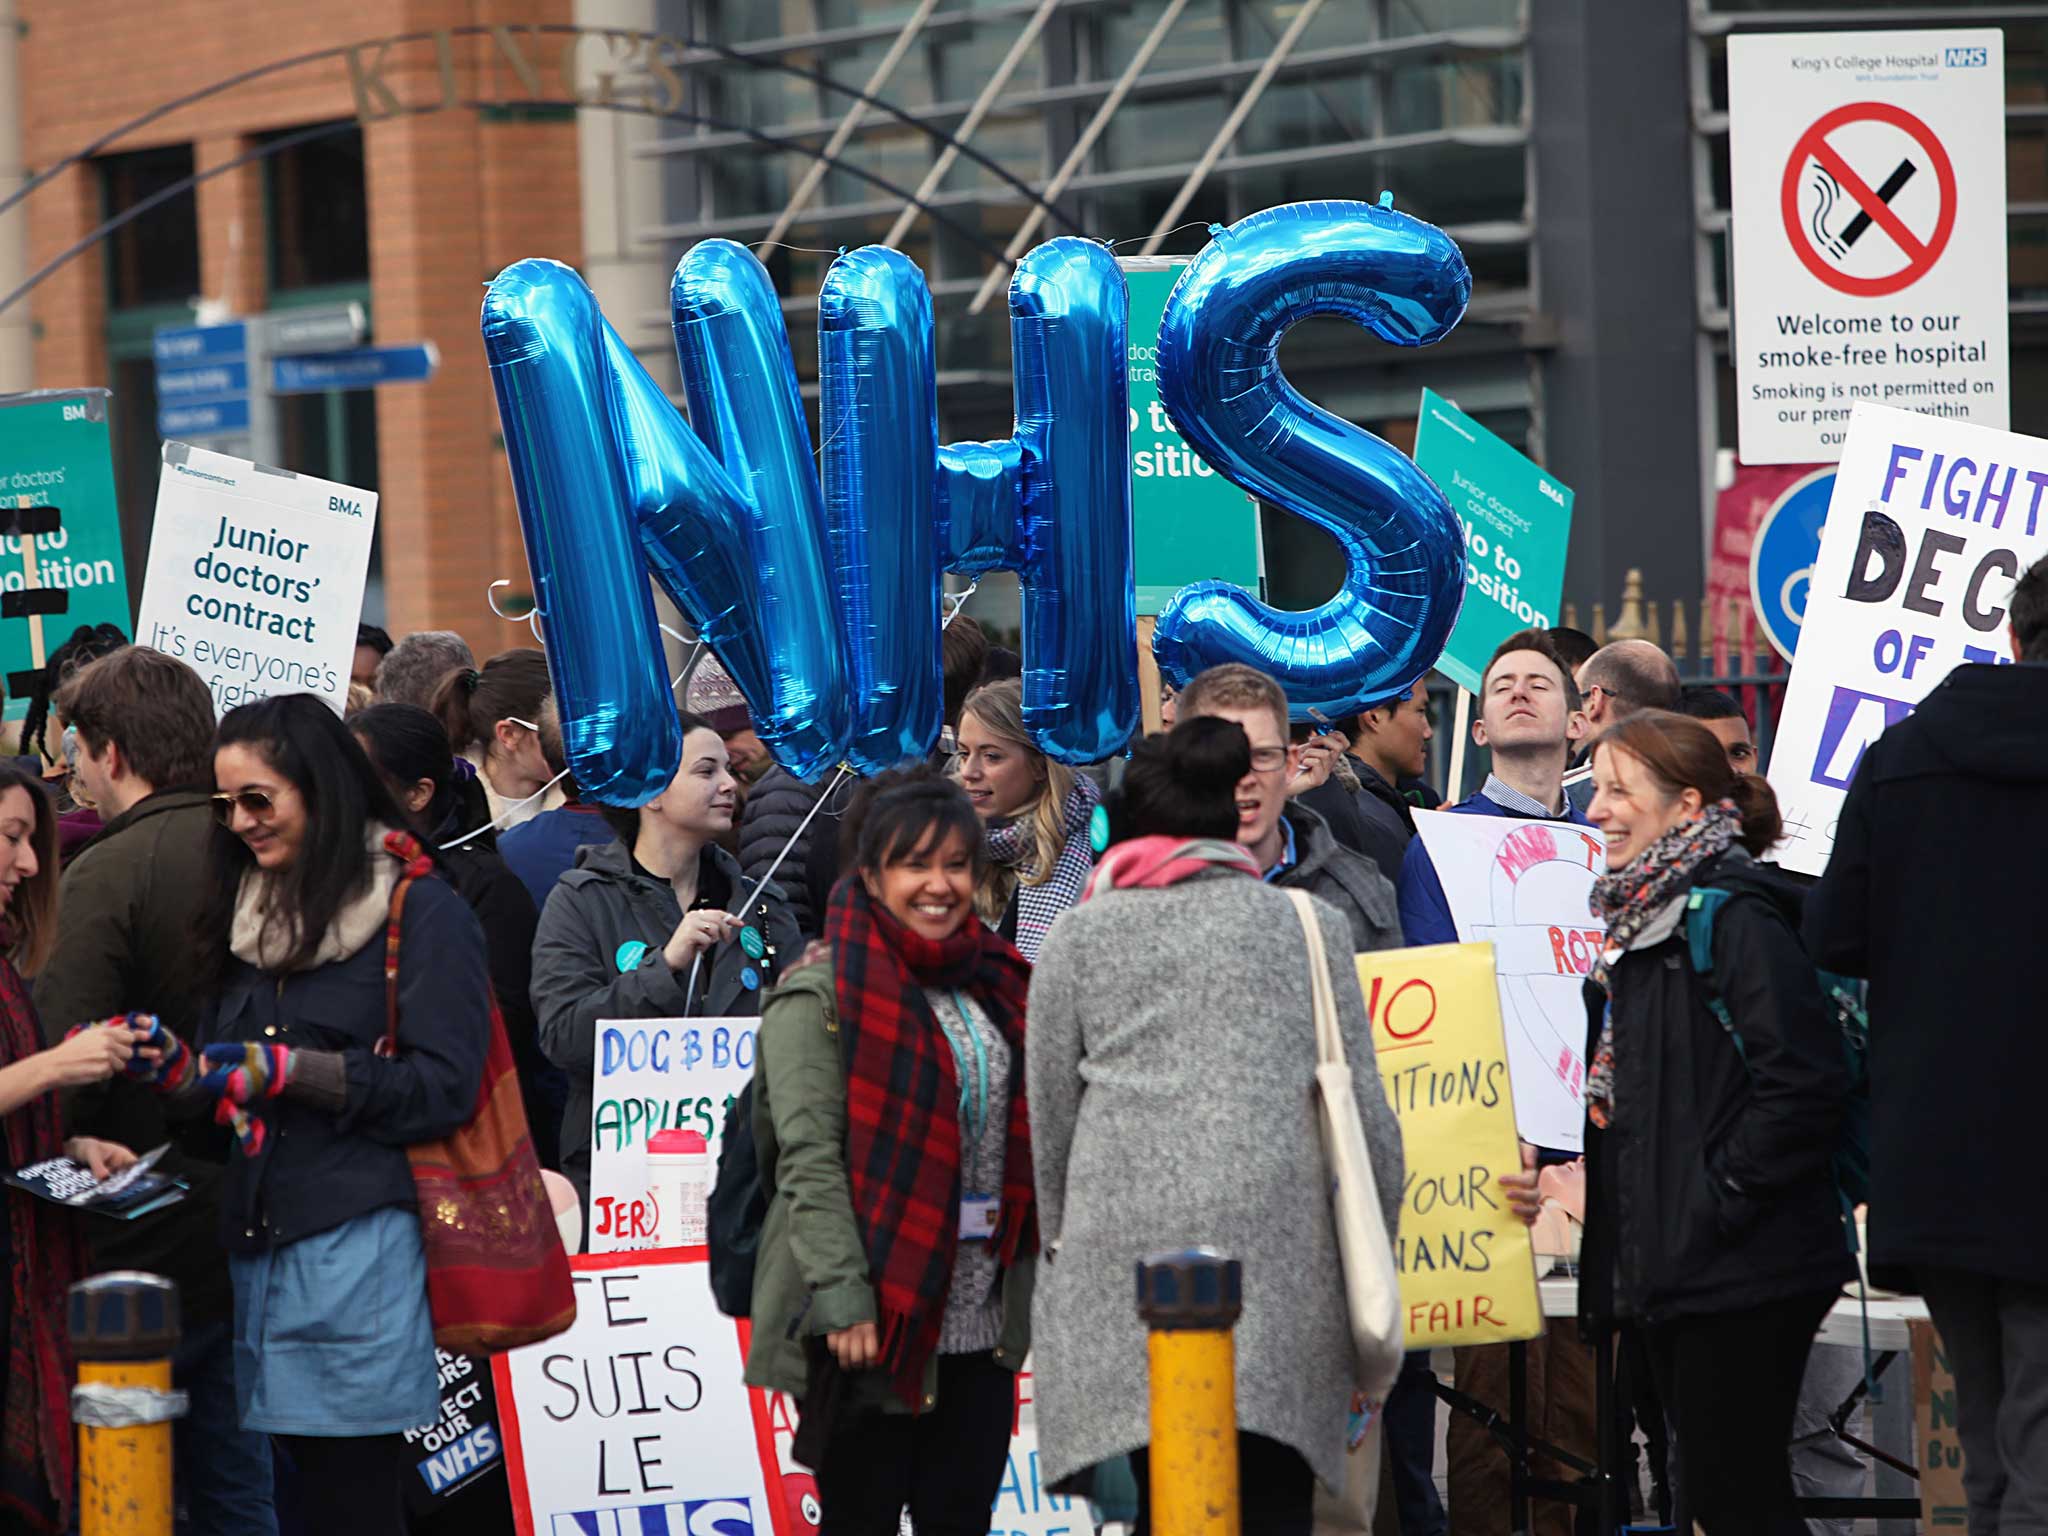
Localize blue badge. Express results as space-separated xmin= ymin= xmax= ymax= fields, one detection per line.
xmin=615 ymin=940 xmax=649 ymax=973
xmin=1089 ymin=802 xmax=1110 ymax=855
xmin=740 ymin=966 xmax=761 ymax=991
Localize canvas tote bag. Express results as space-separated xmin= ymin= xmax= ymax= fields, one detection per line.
xmin=1283 ymin=888 xmax=1404 ymax=1399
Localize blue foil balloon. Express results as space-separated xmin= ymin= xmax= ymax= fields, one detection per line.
xmin=670 ymin=241 xmax=850 ymax=779
xmin=482 ymin=260 xmax=682 ymax=805
xmin=1151 ymin=200 xmax=1472 ymax=718
xmin=822 ymin=239 xmax=1139 ymax=766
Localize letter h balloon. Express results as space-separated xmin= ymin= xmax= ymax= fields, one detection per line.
xmin=482 ymin=200 xmax=1470 ymax=804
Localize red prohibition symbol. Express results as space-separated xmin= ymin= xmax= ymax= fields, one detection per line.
xmin=1779 ymin=100 xmax=1958 ymax=298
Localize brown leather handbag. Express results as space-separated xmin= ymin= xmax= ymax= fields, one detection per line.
xmin=376 ymin=831 xmax=575 ymax=1354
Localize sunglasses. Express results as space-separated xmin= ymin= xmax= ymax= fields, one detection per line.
xmin=212 ymin=787 xmax=289 ymax=826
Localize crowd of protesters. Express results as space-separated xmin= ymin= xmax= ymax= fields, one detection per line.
xmin=0 ymin=550 xmax=2042 ymax=1536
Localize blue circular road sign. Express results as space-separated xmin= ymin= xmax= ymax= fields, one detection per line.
xmin=1749 ymin=469 xmax=1837 ymax=663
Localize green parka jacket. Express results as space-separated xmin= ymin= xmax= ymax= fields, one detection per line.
xmin=742 ymin=950 xmax=1034 ymax=1412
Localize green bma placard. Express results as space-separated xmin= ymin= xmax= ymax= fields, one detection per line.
xmin=1122 ymin=261 xmax=1262 ymax=616
xmin=1412 ymin=387 xmax=1574 ymax=696
xmin=0 ymin=389 xmax=132 ymax=721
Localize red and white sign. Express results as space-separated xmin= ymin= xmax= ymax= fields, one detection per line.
xmin=1729 ymin=30 xmax=2007 ymax=465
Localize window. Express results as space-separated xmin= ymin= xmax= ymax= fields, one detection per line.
xmin=99 ymin=146 xmax=200 ymax=310
xmin=264 ymin=124 xmax=369 ymax=292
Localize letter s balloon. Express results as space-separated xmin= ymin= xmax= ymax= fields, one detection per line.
xmin=1151 ymin=200 xmax=1471 ymax=717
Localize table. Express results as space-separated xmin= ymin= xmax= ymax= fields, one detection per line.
xmin=1460 ymin=1277 xmax=1932 ymax=1532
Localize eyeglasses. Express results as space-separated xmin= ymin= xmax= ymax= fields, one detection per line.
xmin=1247 ymin=745 xmax=1289 ymax=773
xmin=1582 ymin=684 xmax=1627 ymax=706
xmin=212 ymin=787 xmax=287 ymax=826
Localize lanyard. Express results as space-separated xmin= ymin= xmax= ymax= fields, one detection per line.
xmin=941 ymin=989 xmax=990 ymax=1146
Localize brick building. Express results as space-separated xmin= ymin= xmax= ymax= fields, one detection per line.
xmin=13 ymin=2 xmax=583 ymax=651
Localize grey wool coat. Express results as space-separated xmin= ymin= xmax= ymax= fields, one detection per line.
xmin=1025 ymin=872 xmax=1405 ymax=1496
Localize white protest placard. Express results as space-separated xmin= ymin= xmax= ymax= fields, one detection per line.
xmin=136 ymin=441 xmax=376 ymax=714
xmin=1410 ymin=811 xmax=1606 ymax=1153
xmin=1767 ymin=404 xmax=2047 ymax=876
xmin=495 ymin=1250 xmax=782 ymax=1536
xmin=1728 ymin=30 xmax=2007 ymax=465
xmin=588 ymin=1017 xmax=755 ymax=1253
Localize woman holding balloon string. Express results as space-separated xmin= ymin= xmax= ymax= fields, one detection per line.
xmin=530 ymin=708 xmax=803 ymax=1221
xmin=954 ymin=680 xmax=1100 ymax=964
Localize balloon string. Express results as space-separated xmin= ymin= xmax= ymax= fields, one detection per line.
xmin=437 ymin=767 xmax=574 ymax=851
xmin=944 ymin=580 xmax=979 ymax=628
xmin=1105 ymin=221 xmax=1212 ymax=251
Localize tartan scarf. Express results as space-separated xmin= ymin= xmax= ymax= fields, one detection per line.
xmin=826 ymin=878 xmax=1035 ymax=1409
xmin=1583 ymin=801 xmax=1740 ymax=1129
xmin=983 ymin=776 xmax=1100 ymax=962
xmin=1 ymin=957 xmax=81 ymax=1532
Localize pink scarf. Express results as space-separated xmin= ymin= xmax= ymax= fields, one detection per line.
xmin=1081 ymin=836 xmax=1260 ymax=901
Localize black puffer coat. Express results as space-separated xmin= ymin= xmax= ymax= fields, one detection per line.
xmin=1578 ymin=849 xmax=1854 ymax=1328
xmin=736 ymin=766 xmax=833 ymax=939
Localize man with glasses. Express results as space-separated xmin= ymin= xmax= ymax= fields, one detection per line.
xmin=38 ymin=646 xmax=280 ymax=1536
xmin=1175 ymin=662 xmax=1401 ymax=953
xmin=1562 ymin=638 xmax=1681 ymax=812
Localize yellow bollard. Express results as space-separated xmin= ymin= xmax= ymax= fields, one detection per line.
xmin=70 ymin=1272 xmax=183 ymax=1536
xmin=1138 ymin=1248 xmax=1243 ymax=1536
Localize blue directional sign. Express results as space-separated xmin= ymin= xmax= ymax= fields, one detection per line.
xmin=272 ymin=343 xmax=438 ymax=395
xmin=1748 ymin=468 xmax=1838 ymax=663
xmin=157 ymin=399 xmax=252 ymax=437
xmin=154 ymin=320 xmax=251 ymax=440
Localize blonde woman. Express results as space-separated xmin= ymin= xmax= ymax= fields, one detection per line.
xmin=955 ymin=681 xmax=1100 ymax=962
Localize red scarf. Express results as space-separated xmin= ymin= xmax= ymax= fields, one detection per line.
xmin=825 ymin=880 xmax=1035 ymax=1409
xmin=1 ymin=957 xmax=81 ymax=1532
xmin=1081 ymin=836 xmax=1260 ymax=899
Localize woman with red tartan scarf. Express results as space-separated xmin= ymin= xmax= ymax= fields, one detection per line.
xmin=744 ymin=769 xmax=1036 ymax=1536
xmin=0 ymin=760 xmax=159 ymax=1531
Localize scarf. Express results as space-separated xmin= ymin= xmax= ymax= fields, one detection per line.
xmin=825 ymin=879 xmax=1035 ymax=1409
xmin=1 ymin=959 xmax=81 ymax=1532
xmin=983 ymin=777 xmax=1100 ymax=962
xmin=231 ymin=823 xmax=402 ymax=972
xmin=1082 ymin=836 xmax=1260 ymax=900
xmin=1583 ymin=801 xmax=1741 ymax=1128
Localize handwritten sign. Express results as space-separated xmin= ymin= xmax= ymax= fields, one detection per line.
xmin=495 ymin=1250 xmax=786 ymax=1536
xmin=1409 ymin=812 xmax=1606 ymax=1152
xmin=589 ymin=1017 xmax=755 ymax=1252
xmin=1911 ymin=1320 xmax=1969 ymax=1530
xmin=1359 ymin=942 xmax=1541 ymax=1348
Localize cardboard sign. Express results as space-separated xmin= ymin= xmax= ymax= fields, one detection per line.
xmin=134 ymin=441 xmax=376 ymax=714
xmin=1728 ymin=30 xmax=2008 ymax=463
xmin=1411 ymin=389 xmax=1573 ymax=696
xmin=0 ymin=389 xmax=130 ymax=721
xmin=1766 ymin=405 xmax=2048 ymax=875
xmin=1408 ymin=811 xmax=1605 ymax=1152
xmin=1120 ymin=261 xmax=1262 ymax=616
xmin=1911 ymin=1319 xmax=1969 ymax=1529
xmin=587 ymin=1018 xmax=755 ymax=1253
xmin=495 ymin=1250 xmax=786 ymax=1536
xmin=1359 ymin=942 xmax=1541 ymax=1348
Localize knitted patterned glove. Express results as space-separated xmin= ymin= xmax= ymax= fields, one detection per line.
xmin=63 ymin=1014 xmax=193 ymax=1091
xmin=199 ymin=1042 xmax=293 ymax=1106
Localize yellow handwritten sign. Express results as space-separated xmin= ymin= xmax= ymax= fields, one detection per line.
xmin=1359 ymin=941 xmax=1541 ymax=1347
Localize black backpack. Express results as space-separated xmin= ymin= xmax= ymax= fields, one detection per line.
xmin=706 ymin=1079 xmax=765 ymax=1317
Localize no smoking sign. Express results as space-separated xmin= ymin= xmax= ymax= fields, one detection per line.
xmin=1780 ymin=101 xmax=1957 ymax=298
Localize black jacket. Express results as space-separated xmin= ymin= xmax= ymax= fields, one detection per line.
xmin=530 ymin=839 xmax=803 ymax=1205
xmin=206 ymin=873 xmax=492 ymax=1253
xmin=1348 ymin=761 xmax=1420 ymax=886
xmin=1807 ymin=662 xmax=2048 ymax=1288
xmin=434 ymin=813 xmax=566 ymax=1173
xmin=1294 ymin=777 xmax=1375 ymax=862
xmin=35 ymin=789 xmax=234 ymax=1322
xmin=737 ymin=767 xmax=834 ymax=939
xmin=1579 ymin=850 xmax=1853 ymax=1327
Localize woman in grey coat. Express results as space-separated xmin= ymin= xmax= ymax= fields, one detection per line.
xmin=1027 ymin=719 xmax=1406 ymax=1533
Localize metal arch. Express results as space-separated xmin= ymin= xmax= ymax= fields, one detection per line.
xmin=0 ymin=97 xmax=1021 ymax=317
xmin=0 ymin=23 xmax=1078 ymax=237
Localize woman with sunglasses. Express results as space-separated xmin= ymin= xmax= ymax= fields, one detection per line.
xmin=0 ymin=760 xmax=155 ymax=1532
xmin=179 ymin=696 xmax=491 ymax=1536
xmin=431 ymin=647 xmax=557 ymax=830
xmin=530 ymin=709 xmax=802 ymax=1221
